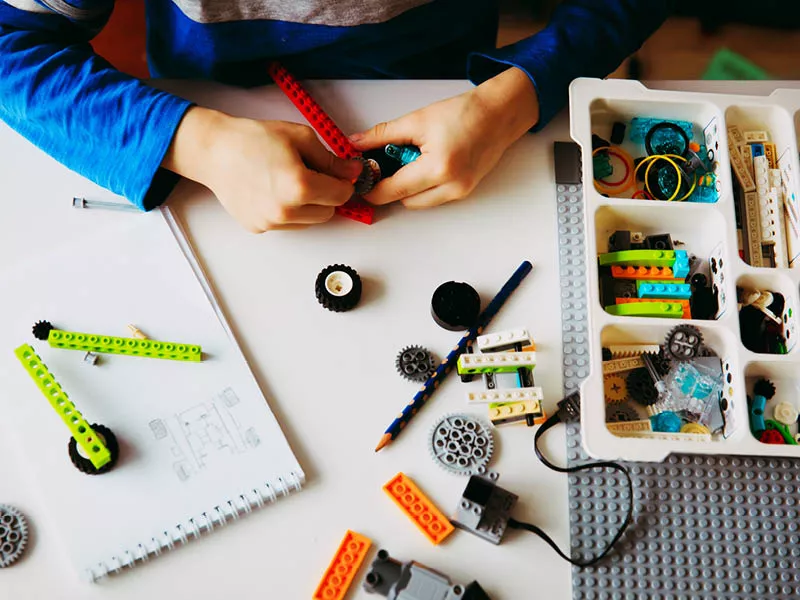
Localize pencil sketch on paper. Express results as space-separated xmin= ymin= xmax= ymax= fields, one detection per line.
xmin=148 ymin=386 xmax=262 ymax=482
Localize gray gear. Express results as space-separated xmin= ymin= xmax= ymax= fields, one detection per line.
xmin=664 ymin=324 xmax=703 ymax=361
xmin=0 ymin=505 xmax=29 ymax=568
xmin=428 ymin=413 xmax=494 ymax=476
xmin=396 ymin=345 xmax=437 ymax=382
xmin=606 ymin=402 xmax=640 ymax=423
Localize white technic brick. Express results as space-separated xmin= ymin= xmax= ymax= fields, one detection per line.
xmin=466 ymin=387 xmax=543 ymax=404
xmin=612 ymin=430 xmax=712 ymax=442
xmin=727 ymin=125 xmax=746 ymax=147
xmin=602 ymin=356 xmax=644 ymax=375
xmin=740 ymin=145 xmax=755 ymax=180
xmin=743 ymin=191 xmax=763 ymax=267
xmin=728 ymin=137 xmax=756 ymax=192
xmin=458 ymin=351 xmax=536 ymax=370
xmin=755 ymin=155 xmax=778 ymax=243
xmin=608 ymin=344 xmax=661 ymax=358
xmin=606 ymin=420 xmax=652 ymax=434
xmin=744 ymin=130 xmax=769 ymax=143
xmin=476 ymin=328 xmax=531 ymax=351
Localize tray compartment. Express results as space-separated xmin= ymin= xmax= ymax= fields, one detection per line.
xmin=737 ymin=272 xmax=799 ymax=354
xmin=745 ymin=361 xmax=800 ymax=446
xmin=594 ymin=204 xmax=732 ymax=320
xmin=588 ymin=97 xmax=724 ymax=203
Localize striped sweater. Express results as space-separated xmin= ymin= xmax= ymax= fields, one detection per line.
xmin=0 ymin=0 xmax=674 ymax=208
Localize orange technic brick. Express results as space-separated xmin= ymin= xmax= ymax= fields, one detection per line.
xmin=312 ymin=530 xmax=371 ymax=600
xmin=382 ymin=473 xmax=454 ymax=545
xmin=610 ymin=265 xmax=675 ymax=280
xmin=616 ymin=297 xmax=692 ymax=319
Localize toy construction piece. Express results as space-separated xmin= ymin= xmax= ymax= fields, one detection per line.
xmin=0 ymin=505 xmax=29 ymax=568
xmin=430 ymin=281 xmax=480 ymax=331
xmin=428 ymin=413 xmax=494 ymax=476
xmin=603 ymin=374 xmax=628 ymax=403
xmin=395 ymin=345 xmax=437 ymax=383
xmin=68 ymin=423 xmax=120 ymax=475
xmin=32 ymin=320 xmax=54 ymax=341
xmin=606 ymin=402 xmax=639 ymax=423
xmin=315 ymin=264 xmax=362 ymax=312
xmin=626 ymin=368 xmax=659 ymax=406
xmin=664 ymin=324 xmax=703 ymax=361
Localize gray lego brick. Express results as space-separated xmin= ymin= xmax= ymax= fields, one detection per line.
xmin=554 ymin=142 xmax=800 ymax=600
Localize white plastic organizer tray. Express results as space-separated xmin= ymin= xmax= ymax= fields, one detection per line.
xmin=569 ymin=78 xmax=800 ymax=462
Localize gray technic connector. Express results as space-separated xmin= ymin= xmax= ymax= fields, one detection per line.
xmin=450 ymin=475 xmax=517 ymax=545
xmin=363 ymin=550 xmax=490 ymax=600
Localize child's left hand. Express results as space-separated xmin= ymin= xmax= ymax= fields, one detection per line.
xmin=349 ymin=67 xmax=540 ymax=209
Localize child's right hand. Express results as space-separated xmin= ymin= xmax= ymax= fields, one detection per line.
xmin=164 ymin=107 xmax=363 ymax=232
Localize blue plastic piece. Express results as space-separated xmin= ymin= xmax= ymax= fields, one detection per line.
xmin=385 ymin=144 xmax=421 ymax=166
xmin=750 ymin=394 xmax=767 ymax=434
xmin=637 ymin=282 xmax=692 ymax=300
xmin=687 ymin=184 xmax=718 ymax=203
xmin=672 ymin=250 xmax=690 ymax=279
xmin=750 ymin=143 xmax=765 ymax=158
xmin=650 ymin=411 xmax=682 ymax=433
xmin=629 ymin=117 xmax=694 ymax=144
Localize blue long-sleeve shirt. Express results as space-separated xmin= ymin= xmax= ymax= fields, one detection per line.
xmin=0 ymin=0 xmax=675 ymax=209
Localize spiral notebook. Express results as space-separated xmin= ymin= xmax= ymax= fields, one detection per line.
xmin=0 ymin=208 xmax=304 ymax=581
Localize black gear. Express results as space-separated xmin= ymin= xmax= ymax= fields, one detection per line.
xmin=648 ymin=349 xmax=672 ymax=377
xmin=664 ymin=325 xmax=703 ymax=361
xmin=754 ymin=378 xmax=776 ymax=400
xmin=626 ymin=368 xmax=659 ymax=406
xmin=68 ymin=423 xmax=120 ymax=475
xmin=32 ymin=320 xmax=54 ymax=341
xmin=395 ymin=345 xmax=436 ymax=382
xmin=606 ymin=402 xmax=639 ymax=423
xmin=315 ymin=264 xmax=362 ymax=312
xmin=353 ymin=156 xmax=381 ymax=195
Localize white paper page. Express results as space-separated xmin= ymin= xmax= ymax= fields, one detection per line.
xmin=0 ymin=211 xmax=303 ymax=580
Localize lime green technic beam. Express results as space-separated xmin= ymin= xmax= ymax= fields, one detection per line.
xmin=47 ymin=330 xmax=202 ymax=362
xmin=14 ymin=344 xmax=111 ymax=469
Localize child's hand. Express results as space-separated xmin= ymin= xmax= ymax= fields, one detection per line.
xmin=350 ymin=67 xmax=540 ymax=209
xmin=164 ymin=107 xmax=363 ymax=232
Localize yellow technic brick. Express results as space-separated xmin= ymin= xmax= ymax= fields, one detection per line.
xmin=312 ymin=530 xmax=371 ymax=600
xmin=764 ymin=142 xmax=778 ymax=169
xmin=607 ymin=420 xmax=652 ymax=434
xmin=610 ymin=266 xmax=675 ymax=280
xmin=487 ymin=400 xmax=546 ymax=426
xmin=383 ymin=473 xmax=454 ymax=545
xmin=602 ymin=356 xmax=644 ymax=374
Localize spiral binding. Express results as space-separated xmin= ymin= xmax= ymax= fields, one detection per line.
xmin=83 ymin=471 xmax=304 ymax=582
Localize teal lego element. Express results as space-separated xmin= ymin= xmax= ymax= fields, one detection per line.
xmin=604 ymin=302 xmax=683 ymax=319
xmin=650 ymin=411 xmax=682 ymax=433
xmin=14 ymin=344 xmax=112 ymax=469
xmin=672 ymin=250 xmax=690 ymax=279
xmin=593 ymin=152 xmax=613 ymax=179
xmin=598 ymin=250 xmax=676 ymax=268
xmin=749 ymin=394 xmax=767 ymax=434
xmin=48 ymin=330 xmax=202 ymax=362
xmin=702 ymin=48 xmax=770 ymax=81
xmin=764 ymin=420 xmax=798 ymax=445
xmin=637 ymin=282 xmax=692 ymax=300
xmin=385 ymin=144 xmax=421 ymax=165
xmin=629 ymin=118 xmax=693 ymax=144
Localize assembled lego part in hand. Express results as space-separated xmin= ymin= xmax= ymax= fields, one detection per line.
xmin=362 ymin=549 xmax=490 ymax=600
xmin=382 ymin=473 xmax=454 ymax=545
xmin=0 ymin=505 xmax=29 ymax=568
xmin=466 ymin=387 xmax=543 ymax=405
xmin=47 ymin=330 xmax=202 ymax=362
xmin=312 ymin=530 xmax=371 ymax=600
xmin=456 ymin=351 xmax=536 ymax=375
xmin=476 ymin=328 xmax=531 ymax=352
xmin=14 ymin=344 xmax=114 ymax=471
xmin=450 ymin=475 xmax=518 ymax=545
xmin=488 ymin=400 xmax=546 ymax=427
xmin=316 ymin=264 xmax=363 ymax=312
xmin=428 ymin=413 xmax=494 ymax=476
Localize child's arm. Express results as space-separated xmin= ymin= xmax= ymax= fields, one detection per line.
xmin=0 ymin=3 xmax=358 ymax=231
xmin=352 ymin=0 xmax=675 ymax=208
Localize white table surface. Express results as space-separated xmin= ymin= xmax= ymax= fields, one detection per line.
xmin=0 ymin=79 xmax=793 ymax=600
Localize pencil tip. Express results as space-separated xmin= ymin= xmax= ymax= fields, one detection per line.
xmin=375 ymin=434 xmax=392 ymax=452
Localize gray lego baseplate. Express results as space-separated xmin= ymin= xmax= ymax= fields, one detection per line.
xmin=554 ymin=142 xmax=800 ymax=599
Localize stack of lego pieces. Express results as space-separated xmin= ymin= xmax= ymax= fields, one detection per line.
xmin=603 ymin=325 xmax=727 ymax=441
xmin=727 ymin=125 xmax=796 ymax=268
xmin=456 ymin=328 xmax=545 ymax=427
xmin=598 ymin=230 xmax=706 ymax=319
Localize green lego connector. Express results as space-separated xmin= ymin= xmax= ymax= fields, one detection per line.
xmin=598 ymin=250 xmax=676 ymax=268
xmin=604 ymin=302 xmax=683 ymax=319
xmin=47 ymin=330 xmax=202 ymax=362
xmin=14 ymin=344 xmax=111 ymax=469
xmin=765 ymin=420 xmax=798 ymax=445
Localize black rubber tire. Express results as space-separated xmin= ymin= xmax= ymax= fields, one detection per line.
xmin=315 ymin=264 xmax=362 ymax=312
xmin=68 ymin=424 xmax=119 ymax=475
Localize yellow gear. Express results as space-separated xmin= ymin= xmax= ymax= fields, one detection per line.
xmin=604 ymin=374 xmax=627 ymax=403
xmin=681 ymin=423 xmax=710 ymax=435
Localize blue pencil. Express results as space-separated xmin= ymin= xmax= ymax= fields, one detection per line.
xmin=375 ymin=260 xmax=534 ymax=451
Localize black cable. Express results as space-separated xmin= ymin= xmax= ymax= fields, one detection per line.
xmin=508 ymin=401 xmax=634 ymax=568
